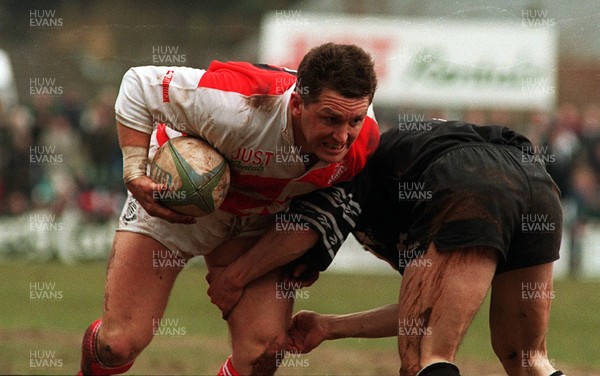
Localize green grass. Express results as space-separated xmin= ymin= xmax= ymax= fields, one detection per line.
xmin=1 ymin=261 xmax=599 ymax=375
xmin=453 ymin=278 xmax=600 ymax=371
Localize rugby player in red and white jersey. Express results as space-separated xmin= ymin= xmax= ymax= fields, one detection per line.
xmin=77 ymin=43 xmax=379 ymax=376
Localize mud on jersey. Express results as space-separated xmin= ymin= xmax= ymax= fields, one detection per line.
xmin=115 ymin=61 xmax=379 ymax=215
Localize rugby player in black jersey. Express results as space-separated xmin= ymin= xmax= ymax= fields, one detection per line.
xmin=208 ymin=120 xmax=566 ymax=376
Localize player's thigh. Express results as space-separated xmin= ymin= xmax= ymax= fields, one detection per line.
xmin=102 ymin=231 xmax=187 ymax=339
xmin=398 ymin=242 xmax=498 ymax=372
xmin=489 ymin=262 xmax=554 ymax=360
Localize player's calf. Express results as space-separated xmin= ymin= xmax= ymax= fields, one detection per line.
xmin=489 ymin=263 xmax=560 ymax=376
xmin=79 ymin=319 xmax=134 ymax=376
xmin=398 ymin=245 xmax=497 ymax=376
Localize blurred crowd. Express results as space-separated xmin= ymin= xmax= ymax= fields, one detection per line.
xmin=0 ymin=92 xmax=599 ymax=227
xmin=523 ymin=103 xmax=600 ymax=222
xmin=0 ymin=89 xmax=125 ymax=220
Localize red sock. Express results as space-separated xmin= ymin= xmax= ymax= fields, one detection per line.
xmin=217 ymin=356 xmax=241 ymax=376
xmin=78 ymin=319 xmax=134 ymax=376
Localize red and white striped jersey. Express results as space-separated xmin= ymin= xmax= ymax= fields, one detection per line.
xmin=115 ymin=61 xmax=379 ymax=215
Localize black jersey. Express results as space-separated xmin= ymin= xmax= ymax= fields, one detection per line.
xmin=290 ymin=120 xmax=561 ymax=274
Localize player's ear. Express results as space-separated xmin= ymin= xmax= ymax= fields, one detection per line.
xmin=289 ymin=91 xmax=303 ymax=116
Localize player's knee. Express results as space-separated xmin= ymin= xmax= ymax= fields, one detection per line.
xmin=96 ymin=324 xmax=153 ymax=366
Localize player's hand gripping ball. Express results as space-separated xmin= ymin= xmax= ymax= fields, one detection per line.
xmin=150 ymin=136 xmax=230 ymax=217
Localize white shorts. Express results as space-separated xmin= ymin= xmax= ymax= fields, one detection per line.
xmin=117 ymin=193 xmax=274 ymax=257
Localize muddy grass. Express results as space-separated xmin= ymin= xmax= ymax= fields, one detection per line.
xmin=1 ymin=328 xmax=597 ymax=375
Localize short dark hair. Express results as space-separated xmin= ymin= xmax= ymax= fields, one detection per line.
xmin=296 ymin=43 xmax=378 ymax=105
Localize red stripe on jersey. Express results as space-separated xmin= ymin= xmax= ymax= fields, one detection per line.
xmin=156 ymin=123 xmax=187 ymax=147
xmin=220 ymin=173 xmax=292 ymax=215
xmin=333 ymin=116 xmax=380 ymax=183
xmin=162 ymin=70 xmax=174 ymax=102
xmin=198 ymin=61 xmax=296 ymax=96
xmin=155 ymin=123 xmax=170 ymax=147
xmin=220 ymin=189 xmax=284 ymax=216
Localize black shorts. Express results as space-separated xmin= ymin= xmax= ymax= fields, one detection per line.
xmin=410 ymin=144 xmax=562 ymax=274
xmin=291 ymin=144 xmax=563 ymax=275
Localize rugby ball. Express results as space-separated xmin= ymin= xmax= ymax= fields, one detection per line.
xmin=149 ymin=136 xmax=230 ymax=217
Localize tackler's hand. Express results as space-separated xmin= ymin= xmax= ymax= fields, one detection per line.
xmin=287 ymin=310 xmax=328 ymax=354
xmin=207 ymin=267 xmax=244 ymax=319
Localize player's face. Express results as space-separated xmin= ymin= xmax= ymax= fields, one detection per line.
xmin=291 ymin=88 xmax=370 ymax=164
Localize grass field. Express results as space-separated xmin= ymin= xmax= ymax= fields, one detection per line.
xmin=1 ymin=261 xmax=599 ymax=375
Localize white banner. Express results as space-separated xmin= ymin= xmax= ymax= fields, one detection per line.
xmin=260 ymin=12 xmax=557 ymax=110
xmin=0 ymin=209 xmax=115 ymax=263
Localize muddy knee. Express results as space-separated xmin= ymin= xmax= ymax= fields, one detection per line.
xmin=96 ymin=323 xmax=153 ymax=366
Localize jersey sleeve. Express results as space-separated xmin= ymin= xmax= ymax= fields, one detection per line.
xmin=288 ymin=164 xmax=373 ymax=271
xmin=115 ymin=66 xmax=205 ymax=135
